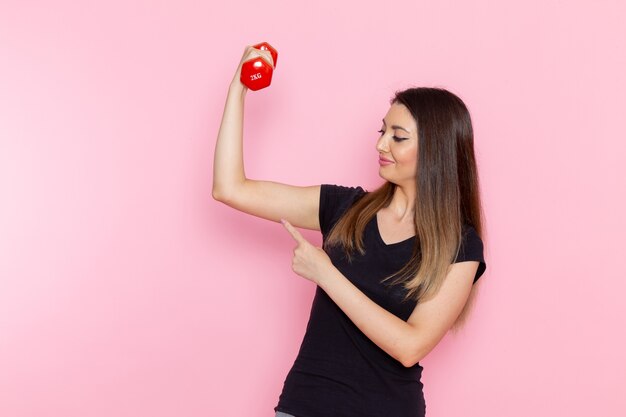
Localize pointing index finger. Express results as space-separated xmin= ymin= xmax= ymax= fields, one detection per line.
xmin=281 ymin=219 xmax=303 ymax=243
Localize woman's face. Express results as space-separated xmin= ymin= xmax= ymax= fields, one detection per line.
xmin=376 ymin=103 xmax=418 ymax=185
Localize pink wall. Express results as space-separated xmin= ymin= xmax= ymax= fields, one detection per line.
xmin=1 ymin=1 xmax=624 ymax=416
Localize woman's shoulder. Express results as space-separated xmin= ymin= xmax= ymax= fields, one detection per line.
xmin=321 ymin=183 xmax=367 ymax=195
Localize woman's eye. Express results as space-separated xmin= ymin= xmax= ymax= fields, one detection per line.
xmin=377 ymin=129 xmax=407 ymax=142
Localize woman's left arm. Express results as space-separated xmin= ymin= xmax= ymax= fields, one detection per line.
xmin=317 ymin=261 xmax=477 ymax=367
xmin=317 ymin=267 xmax=415 ymax=366
xmin=280 ymin=218 xmax=477 ymax=368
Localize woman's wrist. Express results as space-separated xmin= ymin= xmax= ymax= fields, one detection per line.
xmin=228 ymin=80 xmax=247 ymax=98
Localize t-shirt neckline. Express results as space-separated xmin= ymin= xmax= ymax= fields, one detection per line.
xmin=373 ymin=212 xmax=416 ymax=247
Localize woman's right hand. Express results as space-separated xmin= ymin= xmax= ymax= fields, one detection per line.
xmin=229 ymin=44 xmax=276 ymax=93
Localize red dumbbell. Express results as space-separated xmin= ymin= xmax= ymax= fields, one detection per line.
xmin=240 ymin=42 xmax=278 ymax=91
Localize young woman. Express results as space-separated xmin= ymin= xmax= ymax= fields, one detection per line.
xmin=213 ymin=45 xmax=487 ymax=417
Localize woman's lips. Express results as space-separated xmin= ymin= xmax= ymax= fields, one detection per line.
xmin=379 ymin=157 xmax=394 ymax=166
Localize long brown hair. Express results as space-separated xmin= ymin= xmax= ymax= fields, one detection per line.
xmin=323 ymin=87 xmax=486 ymax=331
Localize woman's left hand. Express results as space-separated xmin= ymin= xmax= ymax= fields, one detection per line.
xmin=281 ymin=219 xmax=334 ymax=285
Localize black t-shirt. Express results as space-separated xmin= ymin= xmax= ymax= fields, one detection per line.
xmin=274 ymin=184 xmax=487 ymax=417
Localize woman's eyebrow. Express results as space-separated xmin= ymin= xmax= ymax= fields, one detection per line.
xmin=382 ymin=118 xmax=410 ymax=133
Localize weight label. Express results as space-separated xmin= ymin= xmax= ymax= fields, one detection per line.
xmin=250 ymin=73 xmax=263 ymax=80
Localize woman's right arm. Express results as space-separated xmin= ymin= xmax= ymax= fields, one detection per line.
xmin=211 ymin=46 xmax=321 ymax=232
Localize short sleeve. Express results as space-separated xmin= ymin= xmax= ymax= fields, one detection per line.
xmin=453 ymin=224 xmax=487 ymax=284
xmin=319 ymin=184 xmax=366 ymax=238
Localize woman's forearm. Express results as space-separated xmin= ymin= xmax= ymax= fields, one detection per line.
xmin=212 ymin=84 xmax=248 ymax=200
xmin=317 ymin=267 xmax=419 ymax=367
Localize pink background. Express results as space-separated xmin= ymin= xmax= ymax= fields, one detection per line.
xmin=1 ymin=1 xmax=624 ymax=416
